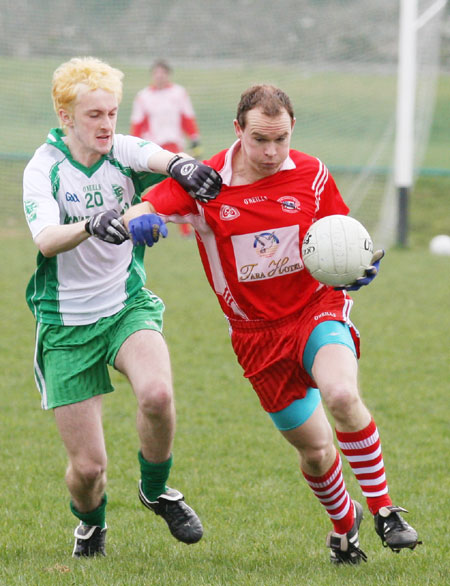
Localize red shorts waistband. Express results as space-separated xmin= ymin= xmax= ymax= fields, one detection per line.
xmin=227 ymin=309 xmax=304 ymax=332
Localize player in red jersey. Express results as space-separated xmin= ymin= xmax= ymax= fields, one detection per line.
xmin=123 ymin=85 xmax=420 ymax=564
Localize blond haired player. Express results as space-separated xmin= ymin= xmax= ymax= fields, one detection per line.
xmin=123 ymin=85 xmax=420 ymax=565
xmin=23 ymin=57 xmax=221 ymax=557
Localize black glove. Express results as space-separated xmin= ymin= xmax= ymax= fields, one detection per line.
xmin=85 ymin=210 xmax=129 ymax=245
xmin=166 ymin=155 xmax=222 ymax=203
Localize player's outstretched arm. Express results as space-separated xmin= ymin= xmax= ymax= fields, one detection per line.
xmin=335 ymin=250 xmax=385 ymax=291
xmin=166 ymin=155 xmax=222 ymax=203
xmin=128 ymin=214 xmax=168 ymax=247
xmin=123 ymin=202 xmax=168 ymax=247
xmin=34 ymin=222 xmax=91 ymax=257
xmin=122 ymin=201 xmax=153 ymax=227
xmin=35 ymin=210 xmax=129 ymax=257
xmin=146 ymin=149 xmax=222 ymax=203
xmin=85 ymin=210 xmax=129 ymax=245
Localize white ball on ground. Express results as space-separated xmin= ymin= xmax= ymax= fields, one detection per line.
xmin=429 ymin=234 xmax=450 ymax=256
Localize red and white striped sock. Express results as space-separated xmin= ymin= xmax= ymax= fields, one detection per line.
xmin=302 ymin=450 xmax=354 ymax=534
xmin=336 ymin=418 xmax=393 ymax=514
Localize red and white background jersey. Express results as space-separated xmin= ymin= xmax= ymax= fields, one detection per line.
xmin=130 ymin=83 xmax=199 ymax=151
xmin=144 ymin=141 xmax=351 ymax=323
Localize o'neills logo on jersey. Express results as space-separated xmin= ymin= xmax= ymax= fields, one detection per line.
xmin=277 ymin=196 xmax=301 ymax=213
xmin=314 ymin=311 xmax=336 ymax=320
xmin=244 ymin=195 xmax=268 ymax=205
xmin=220 ymin=205 xmax=240 ymax=221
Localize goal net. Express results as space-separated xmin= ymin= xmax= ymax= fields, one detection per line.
xmin=1 ymin=0 xmax=447 ymax=247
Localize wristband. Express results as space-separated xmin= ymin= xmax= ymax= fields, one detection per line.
xmin=166 ymin=154 xmax=182 ymax=175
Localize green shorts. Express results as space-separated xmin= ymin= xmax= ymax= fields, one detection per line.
xmin=33 ymin=289 xmax=165 ymax=410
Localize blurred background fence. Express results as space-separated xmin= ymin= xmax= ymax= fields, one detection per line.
xmin=1 ymin=0 xmax=449 ymax=247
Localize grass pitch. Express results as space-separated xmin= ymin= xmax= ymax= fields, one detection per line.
xmin=0 ymin=174 xmax=449 ymax=584
xmin=0 ymin=57 xmax=448 ymax=584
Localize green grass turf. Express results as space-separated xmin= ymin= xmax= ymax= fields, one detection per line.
xmin=0 ymin=57 xmax=448 ymax=584
xmin=0 ymin=172 xmax=448 ymax=584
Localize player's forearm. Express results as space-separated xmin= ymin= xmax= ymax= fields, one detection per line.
xmin=122 ymin=201 xmax=156 ymax=229
xmin=147 ymin=150 xmax=176 ymax=173
xmin=34 ymin=222 xmax=90 ymax=257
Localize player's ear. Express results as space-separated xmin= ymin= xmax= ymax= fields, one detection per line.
xmin=291 ymin=117 xmax=296 ymax=131
xmin=59 ymin=109 xmax=73 ymax=128
xmin=233 ymin=119 xmax=242 ymax=139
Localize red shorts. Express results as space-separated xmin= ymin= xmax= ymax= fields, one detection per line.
xmin=228 ymin=288 xmax=360 ymax=413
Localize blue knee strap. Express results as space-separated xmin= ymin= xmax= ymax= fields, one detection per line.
xmin=269 ymin=387 xmax=321 ymax=431
xmin=269 ymin=321 xmax=356 ymax=431
xmin=303 ymin=320 xmax=356 ymax=376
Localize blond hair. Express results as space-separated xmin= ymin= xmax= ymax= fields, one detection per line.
xmin=52 ymin=57 xmax=124 ymax=118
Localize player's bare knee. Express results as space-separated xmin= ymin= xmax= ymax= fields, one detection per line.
xmin=299 ymin=442 xmax=334 ymax=474
xmin=137 ymin=380 xmax=173 ymax=417
xmin=322 ymin=382 xmax=360 ymax=419
xmin=69 ymin=459 xmax=106 ymax=487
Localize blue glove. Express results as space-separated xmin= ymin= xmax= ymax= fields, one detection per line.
xmin=335 ymin=249 xmax=385 ymax=291
xmin=128 ymin=214 xmax=168 ymax=247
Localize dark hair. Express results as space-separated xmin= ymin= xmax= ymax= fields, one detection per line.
xmin=151 ymin=59 xmax=172 ymax=73
xmin=236 ymin=85 xmax=295 ymax=128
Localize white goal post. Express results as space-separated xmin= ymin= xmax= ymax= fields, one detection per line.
xmin=395 ymin=0 xmax=448 ymax=246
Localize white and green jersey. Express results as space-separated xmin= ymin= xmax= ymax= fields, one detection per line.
xmin=24 ymin=128 xmax=165 ymax=325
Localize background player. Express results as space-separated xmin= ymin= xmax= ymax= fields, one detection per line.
xmin=123 ymin=84 xmax=420 ymax=565
xmin=23 ymin=56 xmax=221 ymax=557
xmin=130 ymin=58 xmax=202 ymax=237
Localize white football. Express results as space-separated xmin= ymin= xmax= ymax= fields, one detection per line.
xmin=429 ymin=234 xmax=450 ymax=256
xmin=302 ymin=215 xmax=374 ymax=286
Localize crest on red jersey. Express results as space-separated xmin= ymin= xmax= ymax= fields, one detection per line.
xmin=220 ymin=205 xmax=240 ymax=221
xmin=277 ymin=196 xmax=301 ymax=213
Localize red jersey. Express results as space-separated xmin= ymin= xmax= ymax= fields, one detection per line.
xmin=144 ymin=142 xmax=351 ymax=322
